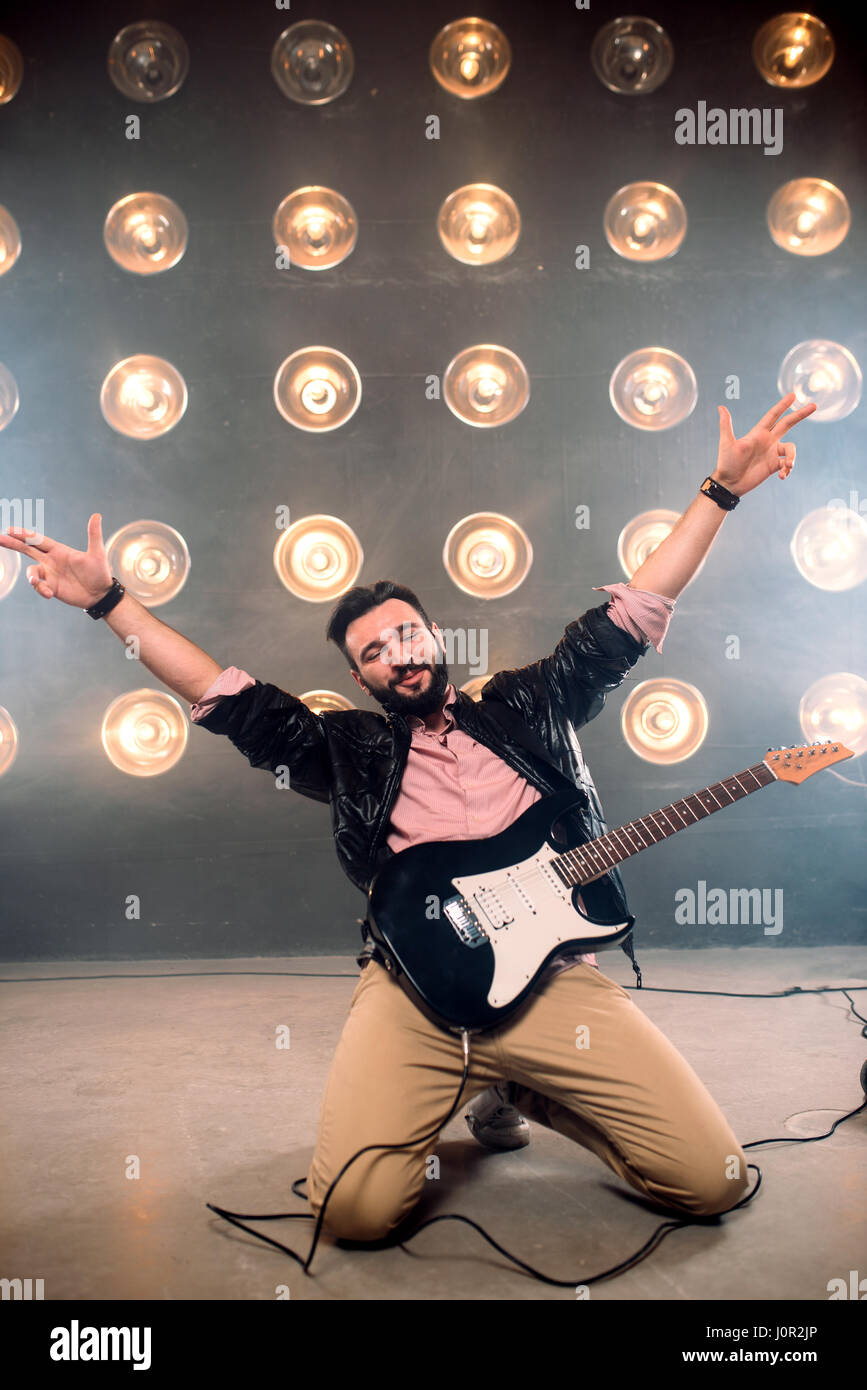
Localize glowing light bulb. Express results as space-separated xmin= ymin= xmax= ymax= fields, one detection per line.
xmin=768 ymin=179 xmax=849 ymax=256
xmin=0 ymin=705 xmax=19 ymax=775
xmin=799 ymin=674 xmax=867 ymax=755
xmin=430 ymin=18 xmax=511 ymax=99
xmin=274 ymin=348 xmax=361 ymax=431
xmin=0 ymin=35 xmax=24 ymax=104
xmin=0 ymin=361 xmax=19 ymax=432
xmin=299 ymin=690 xmax=356 ymax=714
xmin=610 ymin=348 xmax=696 ymax=430
xmin=273 ymin=187 xmax=357 ymax=270
xmin=101 ymin=357 xmax=186 ymax=438
xmin=104 ymin=193 xmax=187 ymax=274
xmin=443 ymin=514 xmax=532 ymax=598
xmin=0 ymin=205 xmax=22 ymax=276
xmin=0 ymin=545 xmax=21 ymax=600
xmin=105 ymin=521 xmax=190 ymax=606
xmin=438 ymin=185 xmax=520 ymax=265
xmin=778 ymin=340 xmax=861 ymax=421
xmin=274 ymin=515 xmax=363 ymax=600
xmin=101 ymin=691 xmax=188 ymax=775
xmin=753 ymin=13 xmax=834 ymax=87
xmin=621 ymin=680 xmax=709 ymax=763
xmin=443 ymin=346 xmax=529 ymax=427
xmin=790 ymin=507 xmax=867 ymax=590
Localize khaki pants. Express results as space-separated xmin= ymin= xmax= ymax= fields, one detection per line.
xmin=306 ymin=958 xmax=750 ymax=1242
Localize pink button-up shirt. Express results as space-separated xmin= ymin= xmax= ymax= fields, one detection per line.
xmin=190 ymin=583 xmax=675 ymax=974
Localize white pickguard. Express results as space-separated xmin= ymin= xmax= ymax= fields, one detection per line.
xmin=452 ymin=847 xmax=630 ymax=1009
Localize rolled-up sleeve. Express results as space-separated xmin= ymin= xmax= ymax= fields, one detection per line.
xmin=593 ymin=582 xmax=676 ymax=654
xmin=190 ymin=666 xmax=256 ymax=722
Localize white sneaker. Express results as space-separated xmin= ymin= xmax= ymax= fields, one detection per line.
xmin=465 ymin=1081 xmax=530 ymax=1151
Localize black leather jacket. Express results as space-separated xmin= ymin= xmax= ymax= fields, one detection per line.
xmin=196 ymin=600 xmax=649 ymax=979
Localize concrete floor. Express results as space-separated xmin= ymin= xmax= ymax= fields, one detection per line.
xmin=1 ymin=946 xmax=864 ymax=1302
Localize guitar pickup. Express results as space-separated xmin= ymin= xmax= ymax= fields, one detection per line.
xmin=471 ymin=887 xmax=514 ymax=930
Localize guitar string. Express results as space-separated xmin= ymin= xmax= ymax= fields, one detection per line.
xmin=500 ymin=765 xmax=773 ymax=893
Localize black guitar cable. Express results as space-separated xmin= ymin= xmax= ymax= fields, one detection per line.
xmin=205 ymin=984 xmax=867 ymax=1288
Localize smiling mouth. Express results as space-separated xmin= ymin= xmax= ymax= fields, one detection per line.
xmin=396 ymin=669 xmax=427 ymax=689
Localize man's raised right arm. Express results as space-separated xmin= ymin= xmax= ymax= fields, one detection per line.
xmin=0 ymin=512 xmax=224 ymax=706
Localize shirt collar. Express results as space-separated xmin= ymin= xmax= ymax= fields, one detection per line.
xmin=406 ymin=682 xmax=458 ymax=731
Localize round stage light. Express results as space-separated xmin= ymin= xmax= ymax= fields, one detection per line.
xmin=101 ymin=690 xmax=188 ymax=776
xmin=273 ymin=187 xmax=357 ymax=271
xmin=107 ymin=21 xmax=189 ymax=101
xmin=609 ymin=348 xmax=697 ymax=430
xmin=460 ymin=675 xmax=489 ymax=701
xmin=443 ymin=513 xmax=532 ymax=599
xmin=604 ymin=182 xmax=686 ymax=261
xmin=0 ymin=205 xmax=22 ymax=276
xmin=752 ymin=13 xmax=834 ymax=87
xmin=298 ymin=690 xmax=356 ymax=714
xmin=799 ymin=673 xmax=867 ymax=757
xmin=0 ymin=545 xmax=22 ymax=601
xmin=273 ymin=348 xmax=361 ymax=431
xmin=0 ymin=35 xmax=24 ymax=103
xmin=105 ymin=521 xmax=191 ymax=607
xmin=430 ymin=18 xmax=511 ymax=98
xmin=274 ymin=515 xmax=363 ymax=601
xmin=0 ymin=361 xmax=19 ymax=432
xmin=437 ymin=184 xmax=520 ymax=265
xmin=591 ymin=16 xmax=673 ymax=94
xmin=104 ymin=193 xmax=188 ymax=274
xmin=443 ymin=345 xmax=529 ymax=427
xmin=100 ymin=356 xmax=188 ymax=439
xmin=790 ymin=507 xmax=867 ymax=591
xmin=271 ymin=21 xmax=354 ymax=104
xmin=621 ymin=679 xmax=709 ymax=763
xmin=0 ymin=705 xmax=18 ymax=776
xmin=767 ymin=178 xmax=850 ymax=256
xmin=778 ymin=340 xmax=861 ymax=422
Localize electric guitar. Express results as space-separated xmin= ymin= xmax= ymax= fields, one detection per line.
xmin=366 ymin=741 xmax=853 ymax=1034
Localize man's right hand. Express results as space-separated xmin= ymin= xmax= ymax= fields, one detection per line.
xmin=0 ymin=512 xmax=113 ymax=609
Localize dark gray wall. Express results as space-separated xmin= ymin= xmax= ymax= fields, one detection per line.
xmin=1 ymin=0 xmax=864 ymax=959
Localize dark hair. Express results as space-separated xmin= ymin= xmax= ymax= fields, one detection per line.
xmin=325 ymin=580 xmax=433 ymax=670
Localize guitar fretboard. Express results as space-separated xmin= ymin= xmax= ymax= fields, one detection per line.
xmin=551 ymin=760 xmax=777 ymax=888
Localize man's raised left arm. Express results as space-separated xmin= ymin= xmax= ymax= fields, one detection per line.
xmin=622 ymin=391 xmax=817 ymax=602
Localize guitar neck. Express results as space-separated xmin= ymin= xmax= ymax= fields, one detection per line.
xmin=553 ymin=760 xmax=777 ymax=887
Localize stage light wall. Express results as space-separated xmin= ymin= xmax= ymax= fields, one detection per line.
xmin=0 ymin=0 xmax=864 ymax=960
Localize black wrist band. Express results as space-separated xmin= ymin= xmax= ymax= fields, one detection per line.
xmin=85 ymin=577 xmax=126 ymax=619
xmin=700 ymin=476 xmax=740 ymax=510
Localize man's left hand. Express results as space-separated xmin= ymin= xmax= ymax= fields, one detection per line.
xmin=713 ymin=392 xmax=817 ymax=497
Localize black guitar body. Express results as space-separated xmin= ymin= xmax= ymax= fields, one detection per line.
xmin=366 ymin=788 xmax=635 ymax=1033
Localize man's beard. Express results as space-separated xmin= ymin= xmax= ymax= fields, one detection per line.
xmin=374 ymin=659 xmax=451 ymax=718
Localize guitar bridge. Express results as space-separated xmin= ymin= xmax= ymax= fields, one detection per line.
xmin=443 ymin=896 xmax=488 ymax=949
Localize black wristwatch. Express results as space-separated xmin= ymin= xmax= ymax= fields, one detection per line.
xmin=85 ymin=577 xmax=126 ymax=619
xmin=700 ymin=476 xmax=740 ymax=510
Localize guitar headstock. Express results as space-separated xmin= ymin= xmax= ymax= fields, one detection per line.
xmin=764 ymin=741 xmax=854 ymax=783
